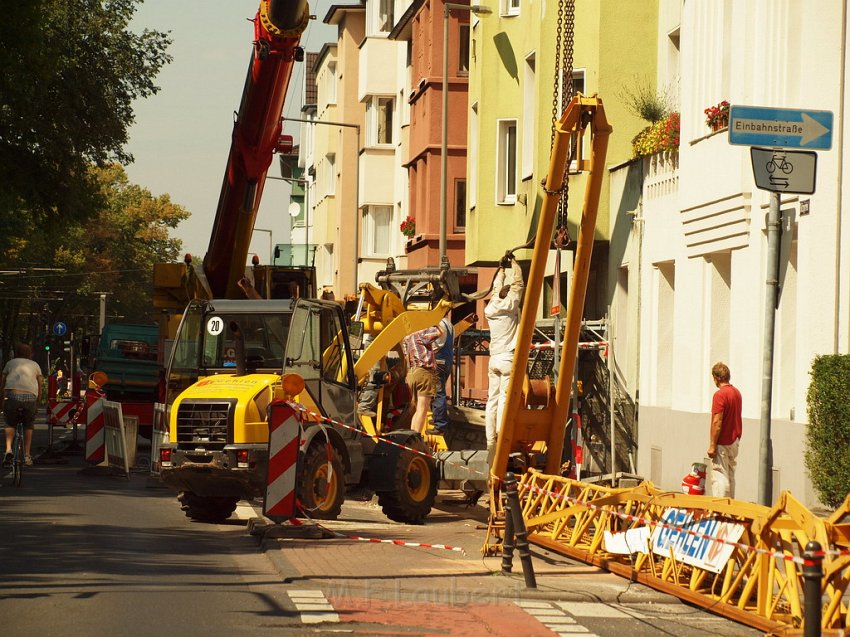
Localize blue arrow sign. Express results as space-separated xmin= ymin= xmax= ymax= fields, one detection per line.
xmin=52 ymin=322 xmax=67 ymax=337
xmin=729 ymin=105 xmax=833 ymax=150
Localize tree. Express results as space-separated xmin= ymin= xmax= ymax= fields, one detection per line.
xmin=0 ymin=0 xmax=171 ymax=244
xmin=0 ymin=165 xmax=189 ymax=360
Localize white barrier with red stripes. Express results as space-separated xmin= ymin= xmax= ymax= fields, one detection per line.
xmin=84 ymin=394 xmax=106 ymax=465
xmin=150 ymin=402 xmax=168 ymax=476
xmin=264 ymin=402 xmax=301 ymax=522
xmin=48 ymin=398 xmax=76 ymax=426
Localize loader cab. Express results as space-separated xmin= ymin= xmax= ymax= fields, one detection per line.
xmin=283 ymin=298 xmax=357 ymax=434
xmin=164 ymin=298 xmax=293 ymax=405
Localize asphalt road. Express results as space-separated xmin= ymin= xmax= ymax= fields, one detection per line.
xmin=0 ymin=426 xmax=765 ymax=636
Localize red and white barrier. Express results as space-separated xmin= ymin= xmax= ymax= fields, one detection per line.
xmin=48 ymin=398 xmax=76 ymax=426
xmin=150 ymin=402 xmax=169 ymax=476
xmin=264 ymin=402 xmax=301 ymax=522
xmin=84 ymin=394 xmax=106 ymax=465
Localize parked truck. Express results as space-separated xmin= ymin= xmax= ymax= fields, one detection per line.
xmin=81 ymin=322 xmax=162 ymax=438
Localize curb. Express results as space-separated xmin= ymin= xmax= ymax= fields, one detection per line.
xmin=247 ymin=513 xmax=679 ymax=605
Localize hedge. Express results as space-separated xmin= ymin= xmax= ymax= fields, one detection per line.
xmin=805 ymin=354 xmax=850 ymax=508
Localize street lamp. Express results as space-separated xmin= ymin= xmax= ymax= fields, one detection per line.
xmin=440 ymin=2 xmax=492 ymax=266
xmin=254 ymin=228 xmax=273 ymax=264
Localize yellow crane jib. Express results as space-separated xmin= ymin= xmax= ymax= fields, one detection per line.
xmin=492 ymin=93 xmax=612 ymax=481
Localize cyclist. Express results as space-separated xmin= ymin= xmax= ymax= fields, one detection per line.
xmin=1 ymin=342 xmax=43 ymax=466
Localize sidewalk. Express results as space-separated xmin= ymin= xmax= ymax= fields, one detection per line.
xmin=244 ymin=492 xmax=676 ymax=606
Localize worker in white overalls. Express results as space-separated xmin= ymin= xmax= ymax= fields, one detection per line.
xmin=484 ymin=253 xmax=524 ymax=466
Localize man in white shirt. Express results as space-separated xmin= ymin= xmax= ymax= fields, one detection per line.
xmin=1 ymin=343 xmax=44 ymax=466
xmin=484 ymin=254 xmax=524 ymax=462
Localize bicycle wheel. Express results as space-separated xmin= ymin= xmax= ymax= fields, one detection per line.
xmin=12 ymin=433 xmax=23 ymax=487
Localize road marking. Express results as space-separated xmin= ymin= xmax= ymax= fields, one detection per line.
xmin=555 ymin=601 xmax=632 ymax=619
xmin=514 ymin=601 xmax=597 ymax=636
xmin=288 ymin=589 xmax=339 ymax=624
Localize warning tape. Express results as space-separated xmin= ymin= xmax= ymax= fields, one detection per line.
xmin=285 ymin=401 xmax=492 ymax=483
xmin=286 ymin=514 xmax=467 ymax=555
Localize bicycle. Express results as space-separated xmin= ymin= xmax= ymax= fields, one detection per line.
xmin=7 ymin=406 xmax=26 ymax=487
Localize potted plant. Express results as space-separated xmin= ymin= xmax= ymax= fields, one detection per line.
xmin=704 ymin=100 xmax=730 ymax=132
xmin=400 ymin=215 xmax=416 ymax=239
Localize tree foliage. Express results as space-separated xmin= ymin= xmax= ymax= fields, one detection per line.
xmin=0 ymin=0 xmax=171 ymax=237
xmin=0 ymin=166 xmax=189 ymax=362
xmin=0 ymin=1 xmax=179 ymax=362
xmin=805 ymin=355 xmax=850 ymax=508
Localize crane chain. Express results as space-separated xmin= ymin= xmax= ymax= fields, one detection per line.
xmin=547 ymin=0 xmax=575 ymax=248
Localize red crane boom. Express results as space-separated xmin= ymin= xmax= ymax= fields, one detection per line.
xmin=203 ymin=0 xmax=309 ymax=299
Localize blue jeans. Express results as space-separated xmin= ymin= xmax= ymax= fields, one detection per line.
xmin=431 ymin=364 xmax=451 ymax=430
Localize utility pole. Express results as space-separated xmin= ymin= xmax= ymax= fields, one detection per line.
xmin=99 ymin=294 xmax=107 ymax=333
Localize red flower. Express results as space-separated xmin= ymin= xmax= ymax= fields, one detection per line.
xmin=400 ymin=215 xmax=416 ymax=238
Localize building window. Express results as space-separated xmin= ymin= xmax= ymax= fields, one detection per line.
xmin=558 ymin=69 xmax=585 ymax=170
xmin=496 ymin=119 xmax=517 ymax=204
xmin=654 ymin=262 xmax=675 ymax=407
xmin=502 ymin=0 xmax=520 ymax=17
xmin=364 ymin=205 xmax=392 ymax=256
xmin=375 ymin=0 xmax=394 ymax=33
xmin=320 ymin=61 xmax=337 ymax=107
xmin=322 ymin=244 xmax=334 ymax=287
xmin=367 ymin=96 xmax=394 ymax=145
xmin=323 ymin=153 xmax=336 ymax=197
xmin=469 ymin=103 xmax=478 ymax=209
xmin=454 ymin=179 xmax=466 ymax=230
xmin=458 ymin=24 xmax=471 ymax=74
xmin=707 ymin=252 xmax=731 ymax=374
xmin=522 ymin=53 xmax=536 ymax=180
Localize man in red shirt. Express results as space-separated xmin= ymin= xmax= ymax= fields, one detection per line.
xmin=707 ymin=362 xmax=742 ymax=497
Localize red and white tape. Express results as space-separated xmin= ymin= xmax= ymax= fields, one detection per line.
xmin=286 ymin=515 xmax=466 ymax=555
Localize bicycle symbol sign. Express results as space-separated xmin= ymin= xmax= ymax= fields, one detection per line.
xmin=750 ymin=147 xmax=817 ymax=195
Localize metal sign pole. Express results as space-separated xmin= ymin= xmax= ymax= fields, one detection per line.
xmin=757 ymin=190 xmax=780 ymax=506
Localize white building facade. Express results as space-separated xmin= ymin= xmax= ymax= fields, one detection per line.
xmin=632 ymin=0 xmax=850 ymax=507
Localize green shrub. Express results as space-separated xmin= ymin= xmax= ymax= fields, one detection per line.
xmin=805 ymin=354 xmax=850 ymax=508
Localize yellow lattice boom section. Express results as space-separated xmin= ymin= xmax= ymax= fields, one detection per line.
xmin=485 ymin=471 xmax=850 ymax=634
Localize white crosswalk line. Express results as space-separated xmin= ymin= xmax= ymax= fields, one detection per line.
xmin=287 ymin=590 xmax=339 ymax=624
xmin=555 ymin=601 xmax=631 ymax=618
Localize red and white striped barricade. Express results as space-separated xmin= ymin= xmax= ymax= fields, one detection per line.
xmin=150 ymin=402 xmax=169 ymax=476
xmin=84 ymin=393 xmax=107 ymax=465
xmin=263 ymin=402 xmax=302 ymax=523
xmin=102 ymin=400 xmax=131 ymax=478
xmin=48 ymin=397 xmax=76 ymax=427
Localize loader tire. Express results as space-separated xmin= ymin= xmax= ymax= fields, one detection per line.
xmin=375 ymin=437 xmax=437 ymax=525
xmin=298 ymin=443 xmax=344 ymax=520
xmin=178 ymin=491 xmax=238 ymax=523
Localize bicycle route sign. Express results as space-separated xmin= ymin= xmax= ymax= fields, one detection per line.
xmin=728 ymin=105 xmax=833 ymax=150
xmin=750 ymin=147 xmax=817 ymax=195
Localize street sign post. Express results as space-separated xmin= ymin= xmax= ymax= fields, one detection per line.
xmin=728 ymin=104 xmax=832 ymax=506
xmin=750 ymin=147 xmax=817 ymax=195
xmin=729 ymin=105 xmax=833 ymax=150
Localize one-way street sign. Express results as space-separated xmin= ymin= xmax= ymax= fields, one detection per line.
xmin=729 ymin=105 xmax=833 ymax=150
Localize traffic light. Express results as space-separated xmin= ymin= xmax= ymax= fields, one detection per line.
xmin=44 ymin=344 xmax=50 ymax=352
